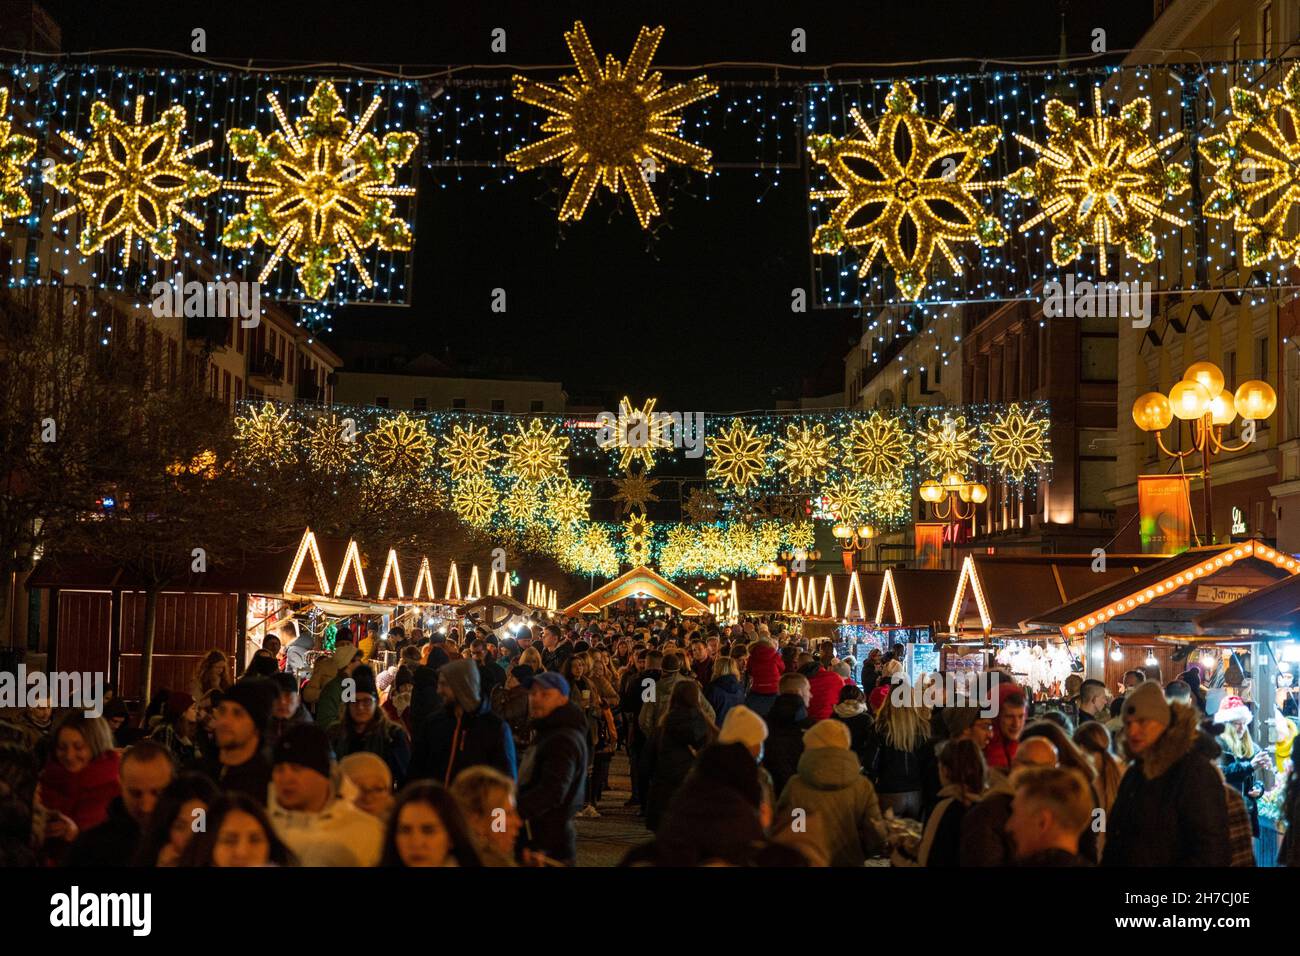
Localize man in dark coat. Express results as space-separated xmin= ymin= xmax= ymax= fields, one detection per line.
xmin=195 ymin=678 xmax=277 ymax=804
xmin=64 ymin=741 xmax=174 ymax=866
xmin=623 ymin=650 xmax=661 ymax=809
xmin=409 ymin=659 xmax=516 ymax=784
xmin=762 ymin=672 xmax=813 ymax=798
xmin=1102 ymin=681 xmax=1230 ymax=866
xmin=517 ymin=672 xmax=589 ymax=864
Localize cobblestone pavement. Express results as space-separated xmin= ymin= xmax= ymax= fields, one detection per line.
xmin=575 ymin=750 xmax=649 ymax=867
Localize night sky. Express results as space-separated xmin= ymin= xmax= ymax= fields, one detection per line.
xmin=51 ymin=0 xmax=1154 ymax=410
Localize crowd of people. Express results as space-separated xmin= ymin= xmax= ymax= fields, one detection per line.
xmin=1 ymin=612 xmax=1297 ymax=868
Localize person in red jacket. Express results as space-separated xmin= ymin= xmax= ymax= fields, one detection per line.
xmin=743 ymin=637 xmax=785 ymax=718
xmin=806 ymin=643 xmax=848 ymax=721
xmin=37 ymin=712 xmax=122 ymax=862
xmin=984 ymin=681 xmax=1028 ymax=774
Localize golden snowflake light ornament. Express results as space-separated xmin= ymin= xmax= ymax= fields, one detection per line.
xmin=623 ymin=510 xmax=654 ymax=566
xmin=0 ymin=88 xmax=36 ymax=225
xmin=306 ymin=414 xmax=359 ymax=473
xmin=545 ymin=477 xmax=591 ymax=526
xmin=502 ymin=481 xmax=544 ymax=526
xmin=451 ymin=473 xmax=498 ymax=529
xmin=46 ymin=96 xmax=218 ymax=266
xmin=1201 ymin=64 xmax=1300 ymax=266
xmin=222 ymin=80 xmax=418 ymax=300
xmin=1006 ymin=87 xmax=1189 ymax=275
xmin=774 ymin=422 xmax=834 ymax=486
xmin=503 ymin=418 xmax=570 ymax=484
xmin=916 ymin=414 xmax=976 ymax=478
xmin=235 ymin=402 xmax=300 ymax=467
xmin=365 ymin=412 xmax=434 ymax=476
xmin=822 ymin=475 xmax=871 ymax=524
xmin=597 ymin=396 xmax=673 ymax=471
xmin=868 ymin=481 xmax=912 ymax=525
xmin=438 ymin=423 xmax=500 ymax=479
xmin=707 ymin=418 xmax=771 ymax=495
xmin=984 ymin=403 xmax=1051 ymax=482
xmin=843 ymin=413 xmax=910 ymax=482
xmin=507 ymin=21 xmax=717 ymax=228
xmin=809 ymin=81 xmax=1005 ymax=300
xmin=682 ymin=487 xmax=721 ymax=524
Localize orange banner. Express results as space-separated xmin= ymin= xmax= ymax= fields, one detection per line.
xmin=1138 ymin=475 xmax=1193 ymax=555
xmin=914 ymin=522 xmax=947 ymax=569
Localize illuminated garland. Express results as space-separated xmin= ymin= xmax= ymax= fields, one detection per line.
xmin=842 ymin=413 xmax=910 ymax=483
xmin=502 ymin=418 xmax=570 ymax=484
xmin=234 ymin=402 xmax=300 ymax=468
xmin=364 ymin=412 xmax=434 ymax=476
xmin=545 ymin=476 xmax=592 ymax=527
xmin=773 ymin=422 xmax=834 ymax=486
xmin=305 ymin=413 xmax=359 ymax=474
xmin=439 ymin=423 xmax=500 ymax=479
xmin=451 ymin=473 xmax=498 ymax=528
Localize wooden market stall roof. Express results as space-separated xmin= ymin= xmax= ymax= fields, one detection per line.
xmin=1022 ymin=540 xmax=1300 ymax=638
xmin=948 ymin=553 xmax=1162 ymax=635
xmin=561 ymin=566 xmax=710 ymax=616
xmin=876 ymin=568 xmax=960 ymax=628
xmin=777 ymin=571 xmax=884 ymax=620
xmin=1195 ymin=571 xmax=1300 ymax=635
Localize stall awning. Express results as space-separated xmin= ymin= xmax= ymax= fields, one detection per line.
xmin=773 ymin=571 xmax=884 ymax=621
xmin=560 ymin=566 xmax=710 ymax=616
xmin=1195 ymin=572 xmax=1300 ymax=635
xmin=876 ymin=569 xmax=960 ymax=628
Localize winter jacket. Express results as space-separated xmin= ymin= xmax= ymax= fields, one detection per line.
xmin=517 ymin=702 xmax=589 ymax=863
xmin=195 ymin=749 xmax=273 ymax=806
xmin=264 ymin=705 xmax=313 ymax=755
xmin=477 ymin=660 xmax=508 ymax=699
xmin=958 ymin=776 xmax=1015 ymax=866
xmin=1219 ymin=734 xmax=1261 ymax=838
xmin=149 ymin=722 xmax=202 ymax=768
xmin=314 ymin=672 xmax=348 ymax=731
xmin=645 ymin=709 xmax=712 ymax=832
xmin=832 ymin=701 xmax=874 ymax=770
xmin=919 ymin=784 xmax=978 ymax=866
xmin=491 ymin=684 xmax=534 ymax=752
xmin=1101 ymin=702 xmax=1231 ymax=866
xmin=409 ymin=661 xmax=516 ymax=784
xmin=807 ymin=667 xmax=847 ymax=721
xmin=637 ymin=670 xmax=715 ymax=738
xmin=862 ymin=722 xmax=934 ymax=795
xmin=775 ymin=746 xmax=886 ymax=866
xmin=62 ymin=796 xmax=140 ymax=867
xmin=692 ymin=657 xmax=714 ymax=687
xmin=329 ymin=717 xmax=412 ymax=786
xmin=267 ymin=786 xmax=384 ymax=866
xmin=762 ymin=694 xmax=813 ymax=798
xmin=706 ymin=674 xmax=746 ymax=727
xmin=746 ymin=641 xmax=785 ymax=695
xmin=39 ymin=751 xmax=121 ymax=835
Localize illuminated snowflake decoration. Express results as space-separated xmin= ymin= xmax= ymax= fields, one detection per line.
xmin=623 ymin=510 xmax=654 ymax=566
xmin=774 ymin=422 xmax=834 ymax=486
xmin=916 ymin=414 xmax=977 ymax=478
xmin=1006 ymin=88 xmax=1189 ymax=275
xmin=1201 ymin=64 xmax=1300 ymax=266
xmin=503 ymin=418 xmax=570 ymax=484
xmin=612 ymin=470 xmax=661 ymax=515
xmin=562 ymin=522 xmax=620 ymax=577
xmin=365 ymin=412 xmax=434 ymax=476
xmin=451 ymin=474 xmax=498 ymax=529
xmin=502 ymin=481 xmax=544 ymax=526
xmin=0 ymin=88 xmax=37 ymax=225
xmin=46 ymin=95 xmax=218 ymax=266
xmin=222 ymin=80 xmax=418 ymax=299
xmin=682 ymin=487 xmax=722 ymax=524
xmin=235 ymin=402 xmax=300 ymax=467
xmin=707 ymin=418 xmax=771 ymax=494
xmin=786 ymin=520 xmax=816 ymax=551
xmin=868 ymin=481 xmax=913 ymax=525
xmin=438 ymin=423 xmax=500 ymax=480
xmin=596 ymin=396 xmax=673 ymax=471
xmin=843 ymin=413 xmax=910 ymax=482
xmin=822 ymin=476 xmax=871 ymax=524
xmin=809 ymin=80 xmax=1005 ymax=300
xmin=507 ymin=21 xmax=717 ymax=228
xmin=984 ymin=403 xmax=1051 ymax=482
xmin=545 ymin=477 xmax=591 ymax=526
xmin=306 ymin=413 xmax=359 ymax=473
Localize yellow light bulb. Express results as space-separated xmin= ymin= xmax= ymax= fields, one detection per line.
xmin=1207 ymin=392 xmax=1237 ymax=426
xmin=919 ymin=479 xmax=944 ymax=503
xmin=1183 ymin=361 xmax=1225 ymax=400
xmin=970 ymin=484 xmax=988 ymax=504
xmin=1131 ymin=391 xmax=1173 ymax=432
xmin=1234 ymin=380 xmax=1277 ymax=420
xmin=1169 ymin=379 xmax=1211 ymax=420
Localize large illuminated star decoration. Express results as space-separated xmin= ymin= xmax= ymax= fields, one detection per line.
xmin=451 ymin=474 xmax=498 ymax=529
xmin=1201 ymin=64 xmax=1300 ymax=266
xmin=0 ymin=88 xmax=37 ymax=225
xmin=45 ymin=96 xmax=219 ymax=266
xmin=809 ymin=80 xmax=1005 ymax=300
xmin=596 ymin=396 xmax=673 ymax=471
xmin=983 ymin=403 xmax=1051 ymax=482
xmin=235 ymin=402 xmax=300 ymax=468
xmin=1006 ymin=87 xmax=1189 ymax=275
xmin=222 ymin=80 xmax=418 ymax=300
xmin=843 ymin=413 xmax=910 ymax=482
xmin=306 ymin=413 xmax=359 ymax=474
xmin=774 ymin=422 xmax=834 ymax=486
xmin=916 ymin=414 xmax=976 ymax=478
xmin=365 ymin=412 xmax=434 ymax=477
xmin=507 ymin=21 xmax=717 ymax=228
xmin=612 ymin=470 xmax=661 ymax=515
xmin=438 ymin=423 xmax=500 ymax=480
xmin=502 ymin=418 xmax=570 ymax=484
xmin=707 ymin=418 xmax=771 ymax=495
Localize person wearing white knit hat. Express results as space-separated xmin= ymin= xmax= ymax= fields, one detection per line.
xmin=718 ymin=705 xmax=776 ymax=817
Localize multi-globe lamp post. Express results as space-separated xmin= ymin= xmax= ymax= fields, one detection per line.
xmin=1131 ymin=361 xmax=1276 ymax=544
xmin=918 ymin=471 xmax=989 ymax=520
xmin=832 ymin=519 xmax=875 ymax=572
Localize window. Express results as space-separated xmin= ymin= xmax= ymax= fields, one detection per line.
xmin=235 ymin=377 xmax=243 ymax=402
xmin=1081 ymin=335 xmax=1118 ymax=382
xmin=491 ymin=399 xmax=505 ymax=412
xmin=223 ymin=370 xmax=232 ymax=406
xmin=1260 ymin=3 xmax=1272 ymax=56
xmin=530 ymin=399 xmax=544 ymax=412
xmin=375 ymin=396 xmax=389 ymax=408
xmin=1256 ymin=336 xmax=1269 ymax=379
xmin=413 ymin=397 xmax=428 ymax=411
xmin=1231 ymin=31 xmax=1241 ymax=82
xmin=1224 ymin=350 xmax=1237 ymax=391
xmin=451 ymin=398 xmax=466 ymax=409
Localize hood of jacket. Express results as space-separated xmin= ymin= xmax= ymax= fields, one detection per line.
xmin=663 ymin=708 xmax=711 ymax=748
xmin=767 ymin=693 xmax=808 ymax=728
xmin=833 ymin=700 xmax=867 ymax=719
xmin=440 ymin=658 xmax=482 ymax=713
xmin=1123 ymin=701 xmax=1205 ymax=779
xmin=795 ymin=746 xmax=862 ymax=790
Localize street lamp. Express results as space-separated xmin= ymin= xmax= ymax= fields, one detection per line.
xmin=832 ymin=519 xmax=874 ymax=571
xmin=1131 ymin=361 xmax=1276 ymax=544
xmin=919 ymin=474 xmax=989 ymax=520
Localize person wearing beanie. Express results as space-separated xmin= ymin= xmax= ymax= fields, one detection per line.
xmin=1101 ymin=681 xmax=1230 ymax=866
xmin=149 ymin=692 xmax=201 ymax=767
xmin=265 ymin=672 xmax=313 ymax=754
xmin=832 ymin=684 xmax=874 ymax=771
xmin=775 ymin=718 xmax=887 ymax=866
xmin=718 ymin=702 xmax=779 ymax=810
xmin=410 ymin=658 xmax=516 ymax=787
xmin=517 ymin=672 xmax=589 ymax=865
xmin=266 ymin=724 xmax=383 ymax=866
xmin=491 ymin=665 xmax=536 ymax=754
xmin=327 ymin=665 xmax=411 ymax=787
xmin=196 ymin=678 xmax=277 ymax=804
xmin=312 ymin=643 xmax=365 ymax=732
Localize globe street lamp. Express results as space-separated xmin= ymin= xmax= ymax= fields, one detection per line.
xmin=1131 ymin=361 xmax=1276 ymax=544
xmin=919 ymin=473 xmax=989 ymax=521
xmin=832 ymin=519 xmax=874 ymax=571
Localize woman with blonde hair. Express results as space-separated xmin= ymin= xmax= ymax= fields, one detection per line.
xmin=189 ymin=649 xmax=231 ymax=703
xmin=862 ymin=682 xmax=933 ymax=820
xmin=706 ymin=655 xmax=745 ymax=725
xmin=518 ymin=646 xmax=544 ymax=672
